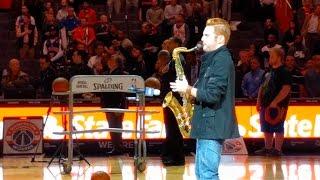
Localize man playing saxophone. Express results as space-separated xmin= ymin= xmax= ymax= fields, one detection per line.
xmin=170 ymin=18 xmax=240 ymax=179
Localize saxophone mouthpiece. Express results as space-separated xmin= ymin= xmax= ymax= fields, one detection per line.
xmin=191 ymin=42 xmax=203 ymax=51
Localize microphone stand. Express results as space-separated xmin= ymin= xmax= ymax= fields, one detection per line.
xmin=30 ymin=96 xmax=54 ymax=163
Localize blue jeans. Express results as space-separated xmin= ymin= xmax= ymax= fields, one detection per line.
xmin=195 ymin=139 xmax=224 ymax=180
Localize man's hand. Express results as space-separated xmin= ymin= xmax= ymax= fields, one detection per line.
xmin=170 ymin=77 xmax=189 ymax=93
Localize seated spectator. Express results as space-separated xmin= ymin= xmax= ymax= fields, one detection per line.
xmin=42 ymin=13 xmax=58 ymax=41
xmin=43 ymin=1 xmax=54 ymax=18
xmin=78 ymin=1 xmax=97 ymax=26
xmin=172 ymin=14 xmax=190 ymax=47
xmin=134 ymin=23 xmax=161 ymax=77
xmin=69 ymin=50 xmax=93 ymax=79
xmin=152 ymin=49 xmax=171 ymax=96
xmin=106 ymin=24 xmax=119 ymax=46
xmin=117 ymin=30 xmax=133 ymax=51
xmin=161 ymin=38 xmax=171 ymax=51
xmin=88 ymin=42 xmax=105 ymax=74
xmin=263 ymin=18 xmax=279 ymax=43
xmin=125 ymin=46 xmax=146 ymax=78
xmin=15 ymin=5 xmax=36 ymax=27
xmin=248 ymin=43 xmax=259 ymax=57
xmin=57 ymin=0 xmax=70 ymax=21
xmin=241 ymin=57 xmax=265 ymax=99
xmin=261 ymin=34 xmax=282 ymax=69
xmin=185 ymin=0 xmax=206 ymax=48
xmin=164 ymin=0 xmax=183 ymax=25
xmin=301 ymin=4 xmax=320 ymax=55
xmin=304 ymin=58 xmax=320 ymax=97
xmin=186 ymin=0 xmax=201 ymax=17
xmin=105 ymin=44 xmax=120 ymax=57
xmin=114 ymin=30 xmax=133 ymax=61
xmin=60 ymin=7 xmax=79 ymax=33
xmin=236 ymin=49 xmax=251 ymax=67
xmin=1 ymin=59 xmax=35 ymax=99
xmin=134 ymin=22 xmax=161 ymax=50
xmin=248 ymin=42 xmax=264 ymax=66
xmin=16 ymin=15 xmax=38 ymax=61
xmin=108 ymin=39 xmax=127 ymax=61
xmin=36 ymin=55 xmax=56 ymax=98
xmin=284 ymin=55 xmax=306 ymax=98
xmin=95 ymin=14 xmax=111 ymax=45
xmin=43 ymin=7 xmax=55 ymax=25
xmin=43 ymin=25 xmax=64 ymax=65
xmin=59 ymin=7 xmax=80 ymax=49
xmin=146 ymin=0 xmax=164 ymax=30
xmin=153 ymin=49 xmax=170 ymax=79
xmin=64 ymin=42 xmax=90 ymax=72
xmin=287 ymin=34 xmax=310 ymax=69
xmin=72 ymin=18 xmax=96 ymax=54
xmin=282 ymin=20 xmax=300 ymax=52
xmin=235 ymin=50 xmax=251 ymax=98
xmin=21 ymin=0 xmax=43 ymax=29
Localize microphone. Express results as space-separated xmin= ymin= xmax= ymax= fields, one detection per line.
xmin=145 ymin=87 xmax=160 ymax=97
xmin=144 ymin=76 xmax=161 ymax=96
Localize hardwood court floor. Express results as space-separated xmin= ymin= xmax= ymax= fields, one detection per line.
xmin=0 ymin=155 xmax=320 ymax=180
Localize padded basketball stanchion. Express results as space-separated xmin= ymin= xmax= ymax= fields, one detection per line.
xmin=51 ymin=75 xmax=160 ymax=177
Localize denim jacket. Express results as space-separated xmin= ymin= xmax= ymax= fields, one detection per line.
xmin=190 ymin=46 xmax=240 ymax=140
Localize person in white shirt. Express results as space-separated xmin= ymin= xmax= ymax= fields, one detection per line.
xmin=164 ymin=0 xmax=183 ymax=25
xmin=88 ymin=42 xmax=105 ymax=74
xmin=146 ymin=0 xmax=164 ymax=29
xmin=301 ymin=4 xmax=320 ymax=55
xmin=16 ymin=15 xmax=38 ymax=61
xmin=56 ymin=0 xmax=76 ymax=21
xmin=172 ymin=14 xmax=190 ymax=46
xmin=261 ymin=33 xmax=282 ymax=69
xmin=15 ymin=5 xmax=36 ymax=27
xmin=43 ymin=26 xmax=64 ymax=63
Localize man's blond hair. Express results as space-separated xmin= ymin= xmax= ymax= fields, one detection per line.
xmin=206 ymin=18 xmax=231 ymax=44
xmin=270 ymin=48 xmax=285 ymax=63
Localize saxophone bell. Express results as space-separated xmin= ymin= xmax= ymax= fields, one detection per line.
xmin=163 ymin=45 xmax=199 ymax=137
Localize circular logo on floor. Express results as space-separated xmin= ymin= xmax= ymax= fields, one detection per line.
xmin=224 ymin=140 xmax=242 ymax=153
xmin=5 ymin=121 xmax=41 ymax=152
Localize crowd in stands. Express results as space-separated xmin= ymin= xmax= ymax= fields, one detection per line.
xmin=0 ymin=0 xmax=320 ymax=99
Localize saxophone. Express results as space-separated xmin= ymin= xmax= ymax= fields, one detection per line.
xmin=162 ymin=45 xmax=200 ymax=137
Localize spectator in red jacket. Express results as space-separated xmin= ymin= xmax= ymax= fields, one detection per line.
xmin=78 ymin=1 xmax=97 ymax=26
xmin=72 ymin=18 xmax=96 ymax=54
